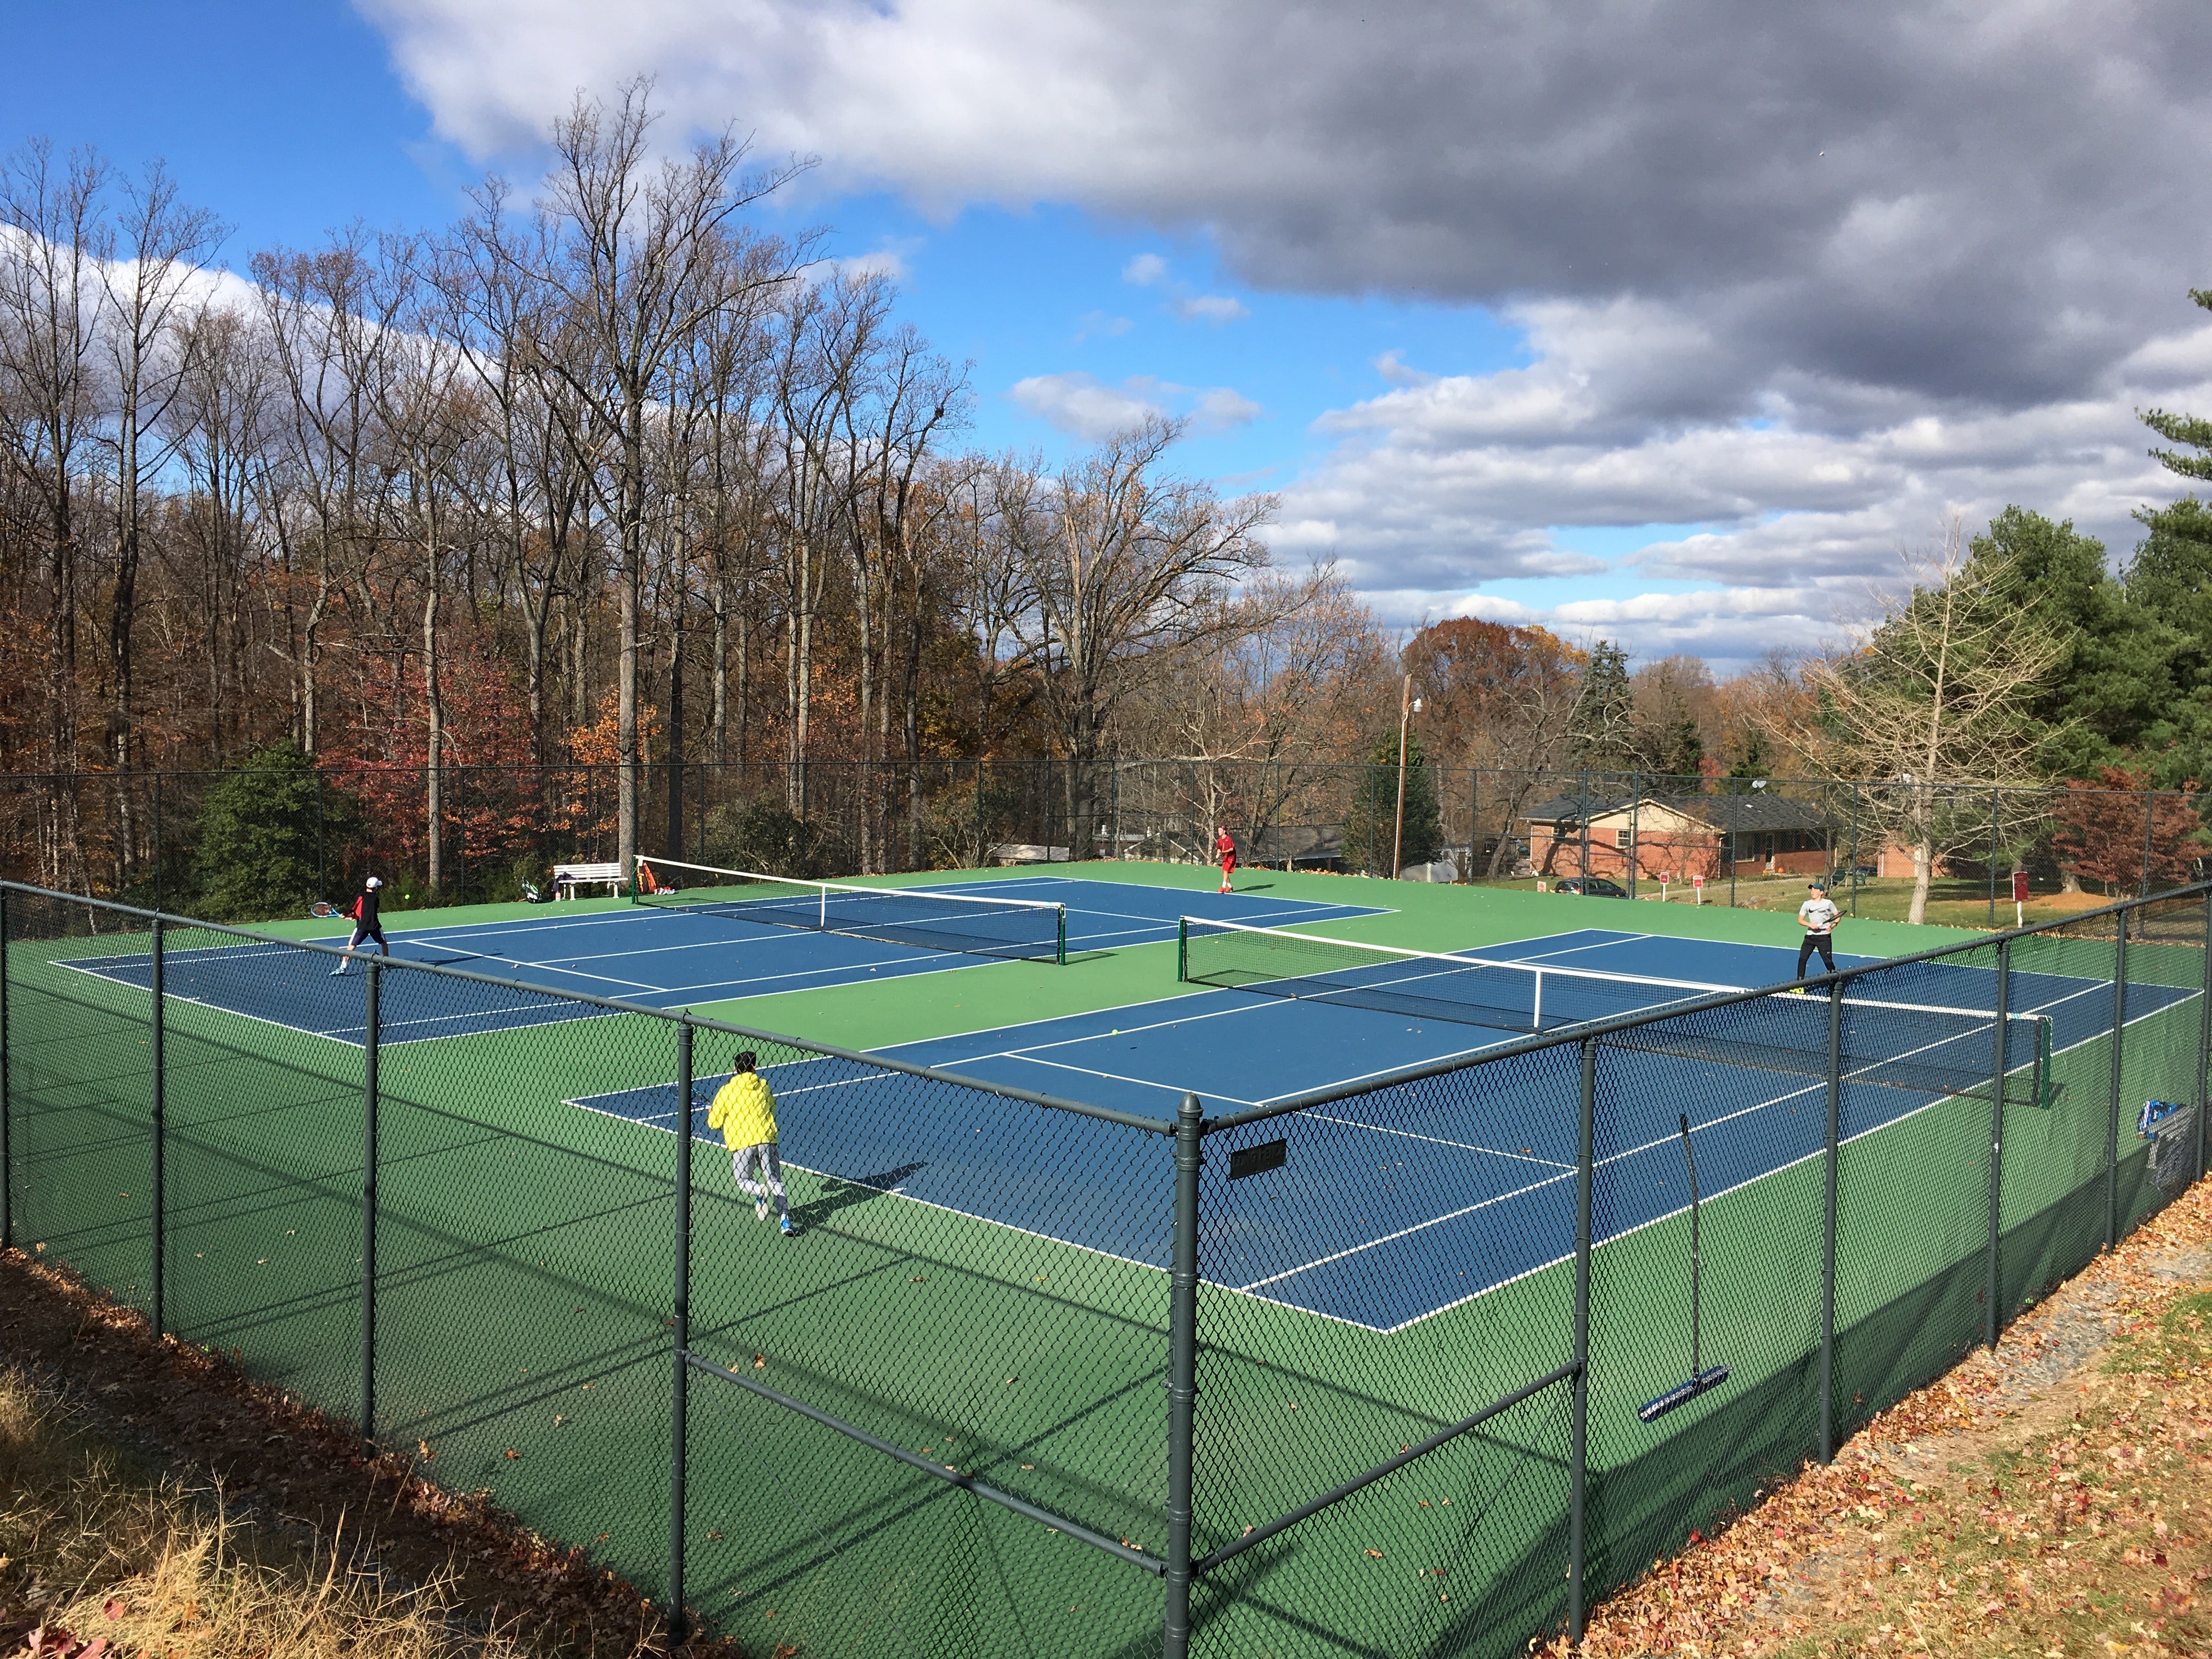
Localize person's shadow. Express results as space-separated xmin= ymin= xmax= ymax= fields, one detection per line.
xmin=788 ymin=1162 xmax=928 ymax=1231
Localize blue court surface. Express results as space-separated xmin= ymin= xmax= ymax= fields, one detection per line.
xmin=571 ymin=927 xmax=2200 ymax=1333
xmin=50 ymin=877 xmax=1386 ymax=1046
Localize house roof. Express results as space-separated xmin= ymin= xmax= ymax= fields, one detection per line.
xmin=1526 ymin=791 xmax=1837 ymax=833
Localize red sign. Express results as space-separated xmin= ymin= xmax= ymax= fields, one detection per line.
xmin=2011 ymin=871 xmax=2030 ymax=904
xmin=1692 ymin=874 xmax=1705 ymax=888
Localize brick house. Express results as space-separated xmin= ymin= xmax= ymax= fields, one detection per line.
xmin=1524 ymin=791 xmax=1839 ymax=883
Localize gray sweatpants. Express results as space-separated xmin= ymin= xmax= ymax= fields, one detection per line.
xmin=732 ymin=1142 xmax=788 ymax=1220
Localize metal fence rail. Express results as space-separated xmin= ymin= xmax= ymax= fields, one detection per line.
xmin=4 ymin=876 xmax=2207 ymax=1656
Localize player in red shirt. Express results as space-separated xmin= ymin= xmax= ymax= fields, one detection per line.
xmin=1215 ymin=826 xmax=1237 ymax=894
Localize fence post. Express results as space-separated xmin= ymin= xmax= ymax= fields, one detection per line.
xmin=1 ymin=886 xmax=9 ymax=1249
xmin=316 ymin=769 xmax=325 ymax=904
xmin=1848 ymin=785 xmax=1861 ymax=917
xmin=150 ymin=916 xmax=165 ymax=1335
xmin=1569 ymin=1037 xmax=1595 ymax=1643
xmin=1468 ymin=768 xmax=1479 ymax=884
xmin=360 ymin=959 xmax=380 ymax=1454
xmin=670 ymin=1018 xmax=693 ymax=1644
xmin=1162 ymin=1094 xmax=1203 ymax=1659
xmin=1987 ymin=788 xmax=2000 ymax=928
xmin=2107 ymin=910 xmax=2129 ymax=1250
xmin=2198 ymin=893 xmax=2211 ymax=1184
xmin=153 ymin=772 xmax=162 ymax=913
xmin=1628 ymin=775 xmax=1640 ymax=898
xmin=1578 ymin=770 xmax=1591 ymax=887
xmin=1819 ymin=979 xmax=1843 ymax=1462
xmin=1986 ymin=939 xmax=2009 ymax=1349
xmin=2141 ymin=793 xmax=2155 ymax=899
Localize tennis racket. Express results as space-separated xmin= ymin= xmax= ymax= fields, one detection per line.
xmin=309 ymin=901 xmax=342 ymax=918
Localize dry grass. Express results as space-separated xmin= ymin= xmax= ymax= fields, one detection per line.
xmin=0 ymin=1250 xmax=748 ymax=1659
xmin=0 ymin=1362 xmax=530 ymax=1658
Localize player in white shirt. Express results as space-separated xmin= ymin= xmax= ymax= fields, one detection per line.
xmin=1795 ymin=882 xmax=1842 ymax=981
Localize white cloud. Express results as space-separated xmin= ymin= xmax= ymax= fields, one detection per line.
xmin=1010 ymin=371 xmax=1168 ymax=441
xmin=1271 ymin=300 xmax=2212 ymax=666
xmin=1121 ymin=252 xmax=1167 ymax=287
xmin=1171 ymin=292 xmax=1248 ymax=324
xmin=1190 ymin=386 xmax=1261 ymax=431
xmin=1072 ymin=309 xmax=1131 ymax=342
xmin=1009 ymin=371 xmax=1262 ymax=441
xmin=359 ymin=0 xmax=2212 ymax=665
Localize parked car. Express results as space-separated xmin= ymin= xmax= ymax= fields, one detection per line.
xmin=1554 ymin=876 xmax=1629 ymax=897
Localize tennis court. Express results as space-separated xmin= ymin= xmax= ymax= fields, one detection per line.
xmin=47 ymin=873 xmax=1386 ymax=1043
xmin=570 ymin=921 xmax=2193 ymax=1333
xmin=12 ymin=866 xmax=2209 ymax=1659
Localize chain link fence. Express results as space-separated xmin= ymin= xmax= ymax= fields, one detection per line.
xmin=4 ymin=877 xmax=2207 ymax=1656
xmin=7 ymin=761 xmax=2208 ymax=922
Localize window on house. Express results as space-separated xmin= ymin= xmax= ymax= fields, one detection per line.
xmin=1615 ymin=829 xmax=1633 ymax=848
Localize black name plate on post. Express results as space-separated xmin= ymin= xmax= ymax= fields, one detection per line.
xmin=1228 ymin=1139 xmax=1287 ymax=1181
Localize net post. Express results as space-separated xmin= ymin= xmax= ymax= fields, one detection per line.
xmin=670 ymin=1017 xmax=693 ymax=1645
xmin=1057 ymin=903 xmax=1066 ymax=966
xmin=1819 ymin=979 xmax=1843 ymax=1462
xmin=1177 ymin=916 xmax=1188 ymax=983
xmin=360 ymin=959 xmax=380 ymax=1455
xmin=1162 ymin=1093 xmax=1203 ymax=1659
xmin=2197 ymin=891 xmax=2211 ymax=1184
xmin=1 ymin=885 xmax=10 ymax=1250
xmin=1569 ymin=1036 xmax=1595 ymax=1643
xmin=2107 ymin=909 xmax=2129 ymax=1251
xmin=150 ymin=916 xmax=165 ymax=1337
xmin=1986 ymin=939 xmax=2008 ymax=1350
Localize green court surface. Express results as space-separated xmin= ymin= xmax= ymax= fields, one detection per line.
xmin=6 ymin=867 xmax=2203 ymax=1659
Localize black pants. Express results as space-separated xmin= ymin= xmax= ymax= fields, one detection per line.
xmin=1796 ymin=933 xmax=1835 ymax=978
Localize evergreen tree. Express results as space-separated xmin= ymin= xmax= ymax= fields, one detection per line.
xmin=1652 ymin=714 xmax=1703 ymax=780
xmin=1718 ymin=730 xmax=1770 ymax=794
xmin=1565 ymin=640 xmax=1637 ymax=770
xmin=2124 ymin=498 xmax=2212 ymax=786
xmin=1968 ymin=506 xmax=2168 ymax=777
xmin=1344 ymin=731 xmax=1444 ymax=874
xmin=191 ymin=742 xmax=356 ymax=921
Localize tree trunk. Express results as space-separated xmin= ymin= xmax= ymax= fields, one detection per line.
xmin=1908 ymin=837 xmax=1933 ymax=926
xmin=617 ymin=431 xmax=644 ymax=891
xmin=424 ymin=582 xmax=444 ymax=892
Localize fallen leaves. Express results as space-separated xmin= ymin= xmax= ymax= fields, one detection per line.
xmin=1534 ymin=1173 xmax=2212 ymax=1658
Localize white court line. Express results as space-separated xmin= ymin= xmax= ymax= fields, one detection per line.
xmin=1235 ymin=988 xmax=2046 ymax=1296
xmin=565 ymin=1094 xmax=1171 ymax=1282
xmin=1293 ymin=1110 xmax=1574 ymax=1169
xmin=996 ymin=1052 xmax=1259 ymax=1105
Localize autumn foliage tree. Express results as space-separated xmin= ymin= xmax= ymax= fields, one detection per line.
xmin=2051 ymin=767 xmax=2204 ymax=895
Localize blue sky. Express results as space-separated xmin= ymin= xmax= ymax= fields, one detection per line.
xmin=10 ymin=2 xmax=2209 ymax=669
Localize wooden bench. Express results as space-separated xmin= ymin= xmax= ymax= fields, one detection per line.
xmin=552 ymin=861 xmax=625 ymax=899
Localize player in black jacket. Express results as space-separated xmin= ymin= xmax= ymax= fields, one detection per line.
xmin=329 ymin=876 xmax=390 ymax=975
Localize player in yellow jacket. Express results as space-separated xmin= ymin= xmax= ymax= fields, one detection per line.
xmin=707 ymin=1051 xmax=791 ymax=1235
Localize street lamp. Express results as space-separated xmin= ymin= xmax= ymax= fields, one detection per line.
xmin=1392 ymin=676 xmax=1424 ymax=878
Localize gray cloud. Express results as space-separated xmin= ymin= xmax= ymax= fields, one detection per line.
xmin=368 ymin=0 xmax=2212 ymax=417
xmin=364 ymin=0 xmax=2212 ymax=663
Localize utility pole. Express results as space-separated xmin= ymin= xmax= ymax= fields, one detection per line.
xmin=1391 ymin=675 xmax=1422 ymax=878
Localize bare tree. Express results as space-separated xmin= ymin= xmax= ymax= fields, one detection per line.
xmin=0 ymin=140 xmax=108 ymax=883
xmin=473 ymin=81 xmax=808 ymax=883
xmin=1000 ymin=417 xmax=1277 ymax=845
xmin=97 ymin=163 xmax=223 ymax=873
xmin=1797 ymin=518 xmax=2071 ymax=922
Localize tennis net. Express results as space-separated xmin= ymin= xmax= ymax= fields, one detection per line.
xmin=636 ymin=857 xmax=1066 ymax=964
xmin=1179 ymin=916 xmax=2051 ymax=1104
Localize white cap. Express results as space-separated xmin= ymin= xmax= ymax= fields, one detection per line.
xmin=365 ymin=876 xmax=383 ymax=889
